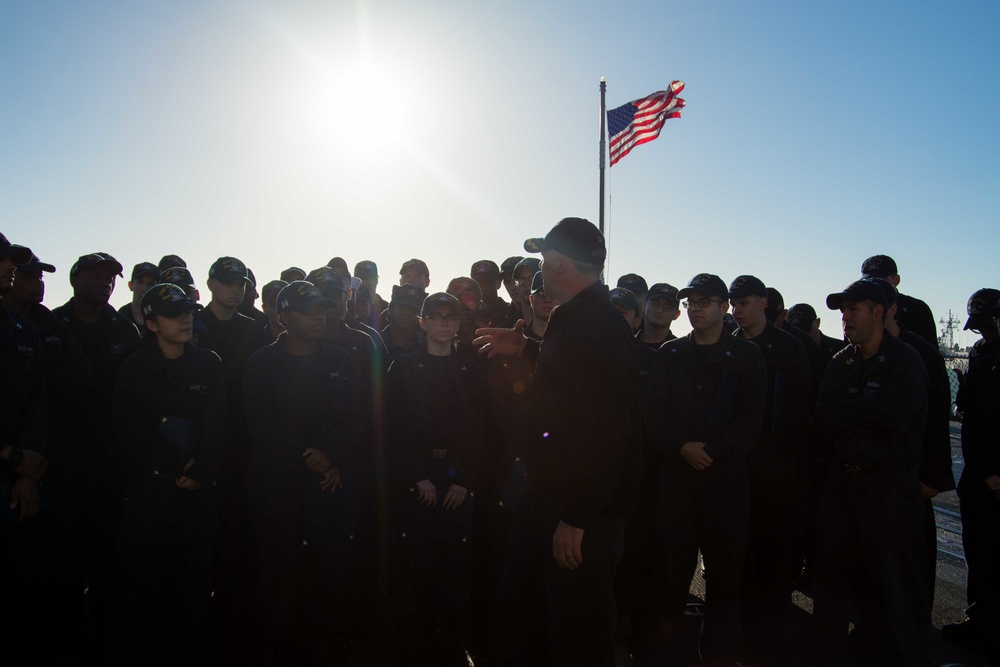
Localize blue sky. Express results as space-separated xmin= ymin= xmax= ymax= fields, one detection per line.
xmin=2 ymin=1 xmax=997 ymax=343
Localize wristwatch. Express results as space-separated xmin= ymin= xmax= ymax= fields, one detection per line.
xmin=8 ymin=447 xmax=24 ymax=468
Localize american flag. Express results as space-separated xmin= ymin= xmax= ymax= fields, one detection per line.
xmin=607 ymin=82 xmax=686 ymax=166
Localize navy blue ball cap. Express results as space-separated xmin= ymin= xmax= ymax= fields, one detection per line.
xmin=524 ymin=217 xmax=607 ymax=266
xmin=0 ymin=232 xmax=32 ymax=265
xmin=471 ymin=260 xmax=500 ymax=281
xmin=158 ymin=254 xmax=187 ymax=272
xmin=131 ymin=262 xmax=159 ymax=281
xmin=280 ymin=266 xmax=307 ymax=282
xmin=786 ymin=303 xmax=818 ymax=330
xmin=208 ymin=257 xmax=252 ymax=285
xmin=306 ymin=266 xmax=349 ymax=297
xmin=421 ymin=291 xmax=461 ymax=317
xmin=391 ymin=284 xmax=426 ymax=310
xmin=646 ymin=283 xmax=679 ymax=306
xmin=400 ymin=258 xmax=430 ymax=279
xmin=141 ymin=283 xmax=202 ymax=319
xmin=617 ymin=273 xmax=648 ymax=296
xmin=276 ymin=281 xmax=334 ymax=314
xmin=261 ymin=280 xmax=288 ymax=304
xmin=500 ymin=256 xmax=524 ymax=277
xmin=609 ymin=287 xmax=640 ymax=314
xmin=861 ymin=254 xmax=898 ymax=279
xmin=826 ymin=279 xmax=888 ymax=311
xmin=677 ymin=273 xmax=728 ymax=300
xmin=160 ymin=266 xmax=195 ymax=288
xmin=728 ymin=275 xmax=768 ymax=300
xmin=18 ymin=253 xmax=56 ymax=273
xmin=447 ymin=276 xmax=482 ymax=301
xmin=354 ymin=260 xmax=378 ymax=278
xmin=965 ymin=288 xmax=1000 ymax=331
xmin=71 ymin=252 xmax=124 ymax=278
xmin=868 ymin=277 xmax=898 ymax=305
xmin=513 ymin=257 xmax=541 ymax=278
xmin=530 ymin=271 xmax=544 ymax=294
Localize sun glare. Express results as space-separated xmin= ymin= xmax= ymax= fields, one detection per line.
xmin=298 ymin=63 xmax=407 ymax=161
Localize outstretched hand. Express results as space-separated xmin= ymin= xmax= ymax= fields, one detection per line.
xmin=474 ymin=320 xmax=528 ymax=359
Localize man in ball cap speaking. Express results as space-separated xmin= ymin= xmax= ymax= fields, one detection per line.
xmin=476 ymin=217 xmax=641 ymax=667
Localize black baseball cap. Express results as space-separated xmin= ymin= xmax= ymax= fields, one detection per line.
xmin=524 ymin=217 xmax=606 ymax=266
xmin=677 ymin=273 xmax=728 ymax=300
xmin=354 ymin=260 xmax=378 ymax=278
xmin=530 ymin=271 xmax=545 ymax=294
xmin=18 ymin=254 xmax=55 ymax=274
xmin=141 ymin=283 xmax=203 ymax=319
xmin=786 ymin=303 xmax=818 ymax=331
xmin=421 ymin=291 xmax=461 ymax=317
xmin=131 ymin=262 xmax=159 ymax=282
xmin=261 ymin=280 xmax=288 ymax=304
xmin=471 ymin=260 xmax=500 ymax=282
xmin=826 ymin=279 xmax=888 ymax=311
xmin=869 ymin=277 xmax=898 ymax=305
xmin=0 ymin=233 xmax=32 ymax=265
xmin=617 ymin=274 xmax=648 ymax=296
xmin=646 ymin=283 xmax=679 ymax=307
xmin=513 ymin=257 xmax=541 ymax=278
xmin=280 ymin=267 xmax=307 ymax=282
xmin=391 ymin=284 xmax=426 ymax=310
xmin=276 ymin=281 xmax=335 ymax=314
xmin=306 ymin=266 xmax=349 ymax=297
xmin=500 ymin=256 xmax=523 ymax=278
xmin=71 ymin=253 xmax=124 ymax=278
xmin=209 ymin=257 xmax=253 ymax=285
xmin=400 ymin=259 xmax=430 ymax=279
xmin=861 ymin=255 xmax=898 ymax=279
xmin=447 ymin=276 xmax=482 ymax=299
xmin=610 ymin=287 xmax=640 ymax=315
xmin=160 ymin=266 xmax=196 ymax=289
xmin=965 ymin=288 xmax=1000 ymax=331
xmin=157 ymin=254 xmax=186 ymax=272
xmin=728 ymin=275 xmax=768 ymax=300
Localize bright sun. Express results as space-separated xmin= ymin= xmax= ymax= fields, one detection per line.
xmin=296 ymin=63 xmax=408 ymax=161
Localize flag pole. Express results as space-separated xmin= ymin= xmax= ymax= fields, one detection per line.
xmin=598 ymin=77 xmax=607 ymax=236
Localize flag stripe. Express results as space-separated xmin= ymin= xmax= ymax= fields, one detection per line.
xmin=607 ymin=82 xmax=686 ymax=166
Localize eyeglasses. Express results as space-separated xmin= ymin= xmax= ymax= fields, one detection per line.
xmin=423 ymin=314 xmax=461 ymax=324
xmin=514 ymin=277 xmax=534 ymax=287
xmin=682 ymin=298 xmax=725 ymax=310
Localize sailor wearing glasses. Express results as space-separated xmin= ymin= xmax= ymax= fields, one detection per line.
xmin=642 ymin=272 xmax=766 ymax=665
xmin=386 ymin=291 xmax=486 ymax=663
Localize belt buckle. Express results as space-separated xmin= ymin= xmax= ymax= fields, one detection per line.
xmin=843 ymin=464 xmax=862 ymax=474
xmin=432 ymin=449 xmax=448 ymax=460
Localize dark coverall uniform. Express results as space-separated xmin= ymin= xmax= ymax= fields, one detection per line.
xmin=895 ymin=293 xmax=937 ymax=348
xmin=809 ymin=332 xmax=930 ymax=666
xmin=107 ymin=343 xmax=227 ymax=665
xmin=737 ymin=321 xmax=811 ymax=629
xmin=614 ymin=341 xmax=660 ymax=628
xmin=957 ymin=350 xmax=1000 ymax=659
xmin=196 ymin=306 xmax=270 ymax=657
xmin=50 ymin=299 xmax=141 ymax=628
xmin=385 ymin=349 xmax=486 ymax=624
xmin=242 ymin=338 xmax=366 ymax=640
xmin=491 ymin=281 xmax=642 ymax=667
xmin=643 ymin=332 xmax=766 ymax=659
xmin=0 ymin=302 xmax=48 ymax=662
xmin=897 ymin=326 xmax=956 ymax=605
